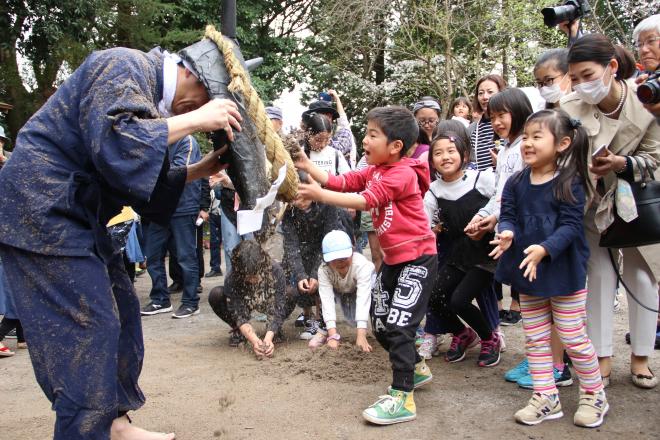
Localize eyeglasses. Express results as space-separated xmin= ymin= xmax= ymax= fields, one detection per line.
xmin=634 ymin=36 xmax=660 ymax=50
xmin=417 ymin=118 xmax=438 ymax=127
xmin=535 ymin=75 xmax=562 ymax=88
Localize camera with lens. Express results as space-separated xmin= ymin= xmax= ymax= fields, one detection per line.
xmin=541 ymin=0 xmax=591 ymax=27
xmin=637 ymin=71 xmax=660 ymax=105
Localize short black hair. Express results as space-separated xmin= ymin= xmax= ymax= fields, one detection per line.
xmin=487 ymin=88 xmax=533 ymax=139
xmin=568 ymin=33 xmax=636 ymax=80
xmin=366 ymin=106 xmax=419 ymax=156
xmin=534 ymin=48 xmax=569 ymax=75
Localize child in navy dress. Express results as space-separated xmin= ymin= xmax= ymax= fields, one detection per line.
xmin=491 ymin=109 xmax=607 ymax=427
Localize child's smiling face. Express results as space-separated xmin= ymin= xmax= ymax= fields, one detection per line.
xmin=362 ymin=121 xmax=402 ymax=166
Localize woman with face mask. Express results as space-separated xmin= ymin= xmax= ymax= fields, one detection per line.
xmin=534 ymin=48 xmax=572 ymax=108
xmin=562 ymin=33 xmax=660 ymax=390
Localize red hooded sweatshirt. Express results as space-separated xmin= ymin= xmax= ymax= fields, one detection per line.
xmin=325 ymin=157 xmax=436 ymax=265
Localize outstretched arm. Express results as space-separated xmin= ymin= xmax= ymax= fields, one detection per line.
xmin=297 ymin=177 xmax=367 ymax=211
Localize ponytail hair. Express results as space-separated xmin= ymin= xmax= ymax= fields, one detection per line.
xmin=524 ymin=109 xmax=593 ymax=203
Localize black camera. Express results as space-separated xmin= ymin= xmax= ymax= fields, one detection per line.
xmin=637 ymin=72 xmax=660 ymax=105
xmin=542 ymin=0 xmax=591 ymax=27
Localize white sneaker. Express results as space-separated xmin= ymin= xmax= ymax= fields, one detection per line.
xmin=418 ymin=334 xmax=438 ymax=360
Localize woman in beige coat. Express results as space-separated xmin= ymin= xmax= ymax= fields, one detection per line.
xmin=562 ymin=33 xmax=660 ymax=389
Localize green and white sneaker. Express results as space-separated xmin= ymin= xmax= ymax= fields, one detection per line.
xmin=362 ymin=388 xmax=416 ymax=425
xmin=514 ymin=392 xmax=563 ymax=426
xmin=414 ymin=359 xmax=433 ymax=389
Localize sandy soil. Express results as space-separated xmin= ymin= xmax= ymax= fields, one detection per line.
xmin=1 ymin=249 xmax=658 ymax=440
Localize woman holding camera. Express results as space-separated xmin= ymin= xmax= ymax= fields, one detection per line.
xmin=561 ymin=33 xmax=660 ymax=389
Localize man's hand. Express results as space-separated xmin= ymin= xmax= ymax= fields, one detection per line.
xmin=261 ymin=331 xmax=275 ymax=358
xmin=519 ymin=244 xmax=548 ymax=282
xmin=198 ymin=210 xmax=209 ymax=223
xmin=489 ymin=230 xmax=514 ymax=259
xmin=186 ymin=146 xmax=229 ymax=182
xmin=558 ymin=19 xmax=580 ymax=39
xmin=191 ymin=99 xmax=242 ymax=139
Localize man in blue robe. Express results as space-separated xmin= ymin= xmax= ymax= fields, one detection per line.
xmin=0 ymin=46 xmax=242 ymax=440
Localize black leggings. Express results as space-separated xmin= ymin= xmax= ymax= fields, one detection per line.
xmin=429 ymin=264 xmax=493 ymax=341
xmin=0 ymin=317 xmax=25 ymax=343
xmin=494 ymin=281 xmax=520 ymax=303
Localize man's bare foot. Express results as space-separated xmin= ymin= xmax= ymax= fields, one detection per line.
xmin=111 ymin=415 xmax=175 ymax=440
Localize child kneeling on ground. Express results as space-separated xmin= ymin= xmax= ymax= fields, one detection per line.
xmin=296 ymin=106 xmax=437 ymax=426
xmin=309 ymin=230 xmax=376 ymax=352
xmin=208 ymin=240 xmax=295 ymax=359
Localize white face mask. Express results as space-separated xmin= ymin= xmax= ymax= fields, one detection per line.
xmin=573 ymin=66 xmax=613 ymax=105
xmin=539 ymin=74 xmax=568 ymax=104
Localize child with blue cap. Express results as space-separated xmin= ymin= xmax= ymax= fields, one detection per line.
xmin=310 ymin=230 xmax=375 ymax=352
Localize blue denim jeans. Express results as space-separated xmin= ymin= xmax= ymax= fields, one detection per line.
xmin=145 ymin=215 xmax=200 ymax=308
xmin=220 ymin=205 xmax=249 ymax=275
xmin=209 ymin=212 xmax=222 ymax=272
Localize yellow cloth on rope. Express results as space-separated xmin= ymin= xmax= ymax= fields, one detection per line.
xmin=107 ymin=206 xmax=136 ymax=227
xmin=204 ymin=25 xmax=298 ymax=201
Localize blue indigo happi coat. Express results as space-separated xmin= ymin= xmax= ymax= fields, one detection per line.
xmin=0 ymin=47 xmax=185 ymax=261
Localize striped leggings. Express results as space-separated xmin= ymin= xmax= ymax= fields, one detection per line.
xmin=519 ymin=290 xmax=603 ymax=395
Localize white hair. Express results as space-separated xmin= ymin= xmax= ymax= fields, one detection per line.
xmin=633 ymin=14 xmax=660 ymax=44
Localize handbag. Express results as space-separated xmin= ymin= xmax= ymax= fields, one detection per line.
xmin=599 ymin=156 xmax=660 ymax=248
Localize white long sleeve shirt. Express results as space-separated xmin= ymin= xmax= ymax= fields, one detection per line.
xmin=318 ymin=252 xmax=375 ymax=329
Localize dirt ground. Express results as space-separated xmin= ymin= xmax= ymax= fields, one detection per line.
xmin=1 ymin=249 xmax=658 ymax=440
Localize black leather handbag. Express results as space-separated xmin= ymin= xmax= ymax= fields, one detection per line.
xmin=599 ymin=157 xmax=660 ymax=248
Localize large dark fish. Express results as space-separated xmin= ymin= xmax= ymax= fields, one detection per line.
xmin=178 ymin=0 xmax=270 ymax=211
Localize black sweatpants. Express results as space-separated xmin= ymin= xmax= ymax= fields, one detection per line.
xmin=428 ymin=264 xmax=493 ymax=341
xmin=371 ymin=253 xmax=437 ymax=392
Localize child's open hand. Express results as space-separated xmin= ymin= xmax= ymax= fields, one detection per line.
xmin=355 ymin=328 xmax=372 ymax=352
xmin=489 ymin=230 xmax=514 ymax=259
xmin=355 ymin=336 xmax=372 ymax=353
xmin=297 ymin=176 xmax=324 ymax=203
xmin=519 ymin=244 xmax=548 ymax=282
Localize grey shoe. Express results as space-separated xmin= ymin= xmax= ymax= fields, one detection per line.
xmin=172 ymin=305 xmax=200 ymax=319
xmin=141 ymin=302 xmax=173 ymax=316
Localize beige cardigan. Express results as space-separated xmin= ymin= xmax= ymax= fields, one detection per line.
xmin=561 ymin=78 xmax=660 ymax=282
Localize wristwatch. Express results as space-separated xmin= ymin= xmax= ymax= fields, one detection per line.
xmin=327 ymin=333 xmax=341 ymax=341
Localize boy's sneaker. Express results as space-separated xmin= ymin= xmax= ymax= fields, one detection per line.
xmin=228 ymin=329 xmax=245 ymax=347
xmin=362 ymin=388 xmax=416 ymax=425
xmin=445 ymin=327 xmax=479 ymax=363
xmin=294 ymin=313 xmax=305 ymax=327
xmin=574 ymin=390 xmax=609 ymax=428
xmin=418 ymin=334 xmax=439 ymax=360
xmin=299 ymin=319 xmax=326 ymax=340
xmin=504 ymin=358 xmax=529 ymax=383
xmin=5 ymin=329 xmax=17 ymax=339
xmin=515 ymin=392 xmax=563 ymax=425
xmin=141 ymin=302 xmax=173 ymax=315
xmin=517 ymin=364 xmax=574 ymax=389
xmin=478 ymin=331 xmax=501 ymax=367
xmin=501 ymin=310 xmax=522 ymax=326
xmin=171 ymin=305 xmax=200 ymax=319
xmin=414 ymin=359 xmax=433 ymax=389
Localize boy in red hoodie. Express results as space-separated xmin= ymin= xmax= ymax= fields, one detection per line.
xmin=296 ymin=106 xmax=437 ymax=425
